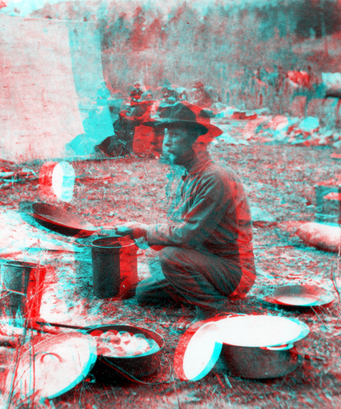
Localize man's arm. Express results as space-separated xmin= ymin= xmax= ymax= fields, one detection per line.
xmin=99 ymin=222 xmax=149 ymax=239
xmin=104 ymin=173 xmax=239 ymax=250
xmin=147 ymin=174 xmax=228 ymax=247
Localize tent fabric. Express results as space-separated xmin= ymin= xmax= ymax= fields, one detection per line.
xmin=66 ymin=21 xmax=114 ymax=156
xmin=0 ymin=15 xmax=113 ymax=163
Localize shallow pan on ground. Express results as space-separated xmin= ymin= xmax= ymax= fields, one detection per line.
xmin=32 ymin=202 xmax=97 ymax=237
xmin=263 ymin=284 xmax=335 ymax=307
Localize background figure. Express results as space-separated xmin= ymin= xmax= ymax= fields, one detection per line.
xmin=177 ymin=87 xmax=188 ymax=101
xmin=160 ymin=86 xmax=178 ymax=105
xmin=129 ymin=80 xmax=143 ymax=103
xmin=191 ymin=80 xmax=214 ymax=108
xmin=96 ymin=83 xmax=153 ymax=157
xmin=132 ymin=92 xmax=157 ymax=157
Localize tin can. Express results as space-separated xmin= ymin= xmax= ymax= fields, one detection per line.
xmin=91 ymin=237 xmax=137 ymax=299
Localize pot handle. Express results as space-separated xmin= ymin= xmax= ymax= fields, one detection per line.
xmin=260 ymin=342 xmax=294 ymax=351
xmin=35 ymin=351 xmax=62 ymax=363
xmin=101 ymin=355 xmax=172 ymax=385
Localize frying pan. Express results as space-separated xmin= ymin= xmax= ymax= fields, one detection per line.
xmin=261 ymin=284 xmax=335 ymax=307
xmin=31 ymin=202 xmax=98 ymax=238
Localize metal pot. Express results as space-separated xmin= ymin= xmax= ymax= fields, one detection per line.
xmin=221 ymin=342 xmax=299 ymax=379
xmin=216 ymin=314 xmax=309 ymax=379
xmin=86 ymin=325 xmax=164 ymax=384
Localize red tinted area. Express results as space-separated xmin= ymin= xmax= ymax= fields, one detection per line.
xmin=38 ymin=161 xmax=57 ymax=201
xmin=90 ymin=330 xmax=103 ymax=337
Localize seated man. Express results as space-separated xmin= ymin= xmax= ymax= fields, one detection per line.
xmin=106 ymin=103 xmax=256 ymax=323
xmin=130 ymin=81 xmax=143 ymax=103
xmin=160 ymin=86 xmax=178 ymax=106
xmin=191 ymin=81 xmax=214 ymax=108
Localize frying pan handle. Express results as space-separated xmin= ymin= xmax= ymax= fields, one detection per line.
xmin=260 ymin=342 xmax=294 ymax=351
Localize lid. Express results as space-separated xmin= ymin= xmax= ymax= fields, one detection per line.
xmin=215 ymin=315 xmax=309 ymax=348
xmin=5 ymin=332 xmax=97 ymax=400
xmin=174 ymin=322 xmax=222 ymax=382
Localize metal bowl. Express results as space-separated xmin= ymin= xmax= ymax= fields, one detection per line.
xmin=86 ymin=325 xmax=164 ymax=384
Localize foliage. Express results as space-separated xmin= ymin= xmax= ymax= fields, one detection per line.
xmin=29 ymin=0 xmax=341 ymax=106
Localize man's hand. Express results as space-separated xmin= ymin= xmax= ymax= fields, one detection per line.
xmin=116 ymin=222 xmax=149 ymax=239
xmin=98 ymin=222 xmax=149 ymax=240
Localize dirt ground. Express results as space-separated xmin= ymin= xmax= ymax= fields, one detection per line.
xmin=1 ymin=129 xmax=341 ymax=408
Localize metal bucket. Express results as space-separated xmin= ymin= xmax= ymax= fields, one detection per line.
xmin=91 ymin=237 xmax=137 ymax=299
xmin=0 ymin=261 xmax=47 ymax=319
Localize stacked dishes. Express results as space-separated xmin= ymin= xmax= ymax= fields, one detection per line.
xmin=215 ymin=314 xmax=309 ymax=379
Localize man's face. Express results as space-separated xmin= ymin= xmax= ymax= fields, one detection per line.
xmin=162 ymin=127 xmax=195 ymax=165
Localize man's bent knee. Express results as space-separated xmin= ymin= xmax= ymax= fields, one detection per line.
xmin=158 ymin=246 xmax=180 ymax=269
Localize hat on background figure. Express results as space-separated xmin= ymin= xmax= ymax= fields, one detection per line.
xmin=143 ymin=101 xmax=223 ymax=144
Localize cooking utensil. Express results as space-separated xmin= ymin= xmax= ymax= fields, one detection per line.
xmin=5 ymin=332 xmax=97 ymax=400
xmin=221 ymin=343 xmax=300 ymax=379
xmin=86 ymin=324 xmax=164 ymax=384
xmin=34 ymin=321 xmax=92 ymax=332
xmin=261 ymin=284 xmax=335 ymax=307
xmin=0 ymin=261 xmax=47 ymax=319
xmin=216 ymin=315 xmax=308 ymax=347
xmin=215 ymin=314 xmax=309 ymax=379
xmin=33 ymin=321 xmax=167 ymax=384
xmin=0 ymin=261 xmax=32 ymax=318
xmin=32 ymin=202 xmax=98 ymax=237
xmin=91 ymin=237 xmax=137 ymax=299
xmin=174 ymin=321 xmax=222 ymax=381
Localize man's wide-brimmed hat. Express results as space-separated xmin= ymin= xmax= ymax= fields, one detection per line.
xmin=144 ymin=102 xmax=223 ymax=143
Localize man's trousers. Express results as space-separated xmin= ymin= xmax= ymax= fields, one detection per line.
xmin=136 ymin=246 xmax=256 ymax=309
